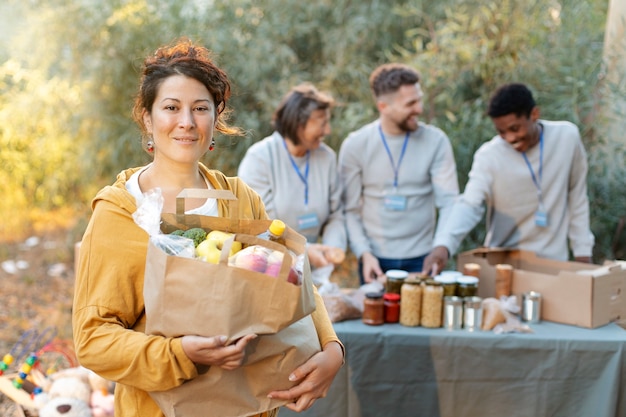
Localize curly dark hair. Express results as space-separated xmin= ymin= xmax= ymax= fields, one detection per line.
xmin=487 ymin=83 xmax=536 ymax=118
xmin=369 ymin=63 xmax=420 ymax=98
xmin=133 ymin=38 xmax=242 ymax=150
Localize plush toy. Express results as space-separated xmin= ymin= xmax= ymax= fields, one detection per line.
xmin=38 ymin=375 xmax=92 ymax=417
xmin=87 ymin=370 xmax=115 ymax=417
xmin=34 ymin=366 xmax=116 ymax=417
xmin=90 ymin=389 xmax=115 ymax=417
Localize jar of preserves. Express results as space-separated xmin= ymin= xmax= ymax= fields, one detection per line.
xmin=400 ymin=278 xmax=422 ymax=327
xmin=383 ymin=293 xmax=401 ymax=323
xmin=463 ymin=263 xmax=481 ymax=278
xmin=439 ymin=270 xmax=462 ymax=280
xmin=412 ymin=272 xmax=431 ymax=283
xmin=456 ymin=276 xmax=479 ymax=298
xmin=385 ymin=269 xmax=408 ymax=295
xmin=495 ymin=264 xmax=513 ymax=299
xmin=421 ymin=280 xmax=443 ymax=328
xmin=362 ymin=292 xmax=384 ymax=326
xmin=434 ymin=274 xmax=458 ymax=297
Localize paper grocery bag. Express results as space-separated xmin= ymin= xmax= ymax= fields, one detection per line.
xmin=143 ymin=189 xmax=321 ymax=416
xmin=150 ymin=316 xmax=320 ymax=417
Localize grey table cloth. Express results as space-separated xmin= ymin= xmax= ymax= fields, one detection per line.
xmin=280 ymin=320 xmax=626 ymax=417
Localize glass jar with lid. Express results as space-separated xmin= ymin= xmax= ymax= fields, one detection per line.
xmin=385 ymin=269 xmax=408 ymax=295
xmin=399 ymin=277 xmax=422 ymax=327
xmin=434 ymin=274 xmax=458 ymax=297
xmin=463 ymin=263 xmax=481 ymax=278
xmin=456 ymin=276 xmax=479 ymax=298
xmin=421 ymin=279 xmax=443 ymax=328
xmin=362 ymin=292 xmax=384 ymax=326
xmin=439 ymin=270 xmax=462 ymax=280
xmin=383 ymin=293 xmax=401 ymax=323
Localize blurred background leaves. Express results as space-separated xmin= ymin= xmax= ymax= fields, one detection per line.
xmin=0 ymin=0 xmax=624 ymax=262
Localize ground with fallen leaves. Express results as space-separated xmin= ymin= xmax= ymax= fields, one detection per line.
xmin=0 ymin=229 xmax=79 ymax=416
xmin=0 ymin=228 xmax=359 ymax=415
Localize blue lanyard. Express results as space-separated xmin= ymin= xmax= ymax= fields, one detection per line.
xmin=521 ymin=127 xmax=544 ymax=201
xmin=378 ymin=124 xmax=409 ymax=189
xmin=282 ymin=139 xmax=310 ymax=206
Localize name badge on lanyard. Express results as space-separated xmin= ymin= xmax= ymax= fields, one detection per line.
xmin=283 ymin=139 xmax=315 ymax=224
xmin=522 ymin=127 xmax=548 ymax=228
xmin=534 ymin=198 xmax=549 ymax=227
xmin=379 ymin=125 xmax=409 ymax=212
xmin=297 ymin=212 xmax=320 ymax=230
xmin=384 ymin=194 xmax=407 ymax=211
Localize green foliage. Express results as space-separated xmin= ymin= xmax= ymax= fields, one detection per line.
xmin=393 ymin=0 xmax=620 ymax=261
xmin=0 ymin=0 xmax=623 ymax=263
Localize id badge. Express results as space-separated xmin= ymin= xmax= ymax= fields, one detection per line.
xmin=384 ymin=195 xmax=407 ymax=211
xmin=535 ymin=210 xmax=549 ymax=227
xmin=298 ymin=212 xmax=320 ymax=230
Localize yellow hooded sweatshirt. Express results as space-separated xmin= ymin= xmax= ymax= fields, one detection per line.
xmin=73 ymin=165 xmax=341 ymax=417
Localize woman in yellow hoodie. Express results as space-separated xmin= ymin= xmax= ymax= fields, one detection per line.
xmin=72 ymin=38 xmax=344 ymax=417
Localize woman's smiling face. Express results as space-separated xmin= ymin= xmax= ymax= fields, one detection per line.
xmin=143 ymin=74 xmax=216 ymax=164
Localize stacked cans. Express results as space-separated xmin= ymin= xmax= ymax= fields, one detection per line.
xmin=443 ymin=295 xmax=483 ymax=331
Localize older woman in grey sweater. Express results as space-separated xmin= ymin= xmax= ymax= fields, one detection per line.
xmin=238 ymin=83 xmax=347 ymax=268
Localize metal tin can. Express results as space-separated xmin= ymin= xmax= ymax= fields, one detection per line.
xmin=522 ymin=291 xmax=542 ymax=323
xmin=463 ymin=296 xmax=483 ymax=331
xmin=443 ymin=296 xmax=463 ymax=330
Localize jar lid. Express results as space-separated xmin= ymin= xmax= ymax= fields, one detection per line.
xmin=365 ymin=291 xmax=383 ymax=299
xmin=424 ymin=279 xmax=442 ymax=286
xmin=434 ymin=275 xmax=457 ymax=284
xmin=457 ymin=275 xmax=479 ymax=285
xmin=385 ymin=269 xmax=409 ymax=280
xmin=383 ymin=293 xmax=401 ymax=301
xmin=413 ymin=272 xmax=431 ymax=281
xmin=403 ymin=277 xmax=422 ymax=285
xmin=440 ymin=270 xmax=463 ymax=277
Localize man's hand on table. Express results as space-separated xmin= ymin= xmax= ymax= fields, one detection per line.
xmin=423 ymin=245 xmax=449 ymax=276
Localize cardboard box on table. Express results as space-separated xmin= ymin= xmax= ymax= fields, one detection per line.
xmin=143 ymin=189 xmax=321 ymax=417
xmin=456 ymin=248 xmax=626 ymax=329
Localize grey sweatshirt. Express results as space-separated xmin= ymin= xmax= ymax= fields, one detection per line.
xmin=238 ymin=132 xmax=346 ymax=249
xmin=339 ymin=120 xmax=459 ymax=259
xmin=434 ymin=119 xmax=594 ymax=260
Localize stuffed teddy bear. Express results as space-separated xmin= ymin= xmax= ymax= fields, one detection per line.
xmin=34 ymin=366 xmax=115 ymax=417
xmin=38 ymin=374 xmax=92 ymax=417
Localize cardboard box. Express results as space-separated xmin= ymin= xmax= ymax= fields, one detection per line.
xmin=456 ymin=248 xmax=626 ymax=328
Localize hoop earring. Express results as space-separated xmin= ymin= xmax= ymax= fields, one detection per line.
xmin=146 ymin=140 xmax=154 ymax=153
xmin=209 ymin=138 xmax=215 ymax=151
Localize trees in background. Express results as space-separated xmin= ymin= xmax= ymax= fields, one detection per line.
xmin=0 ymin=0 xmax=622 ymax=261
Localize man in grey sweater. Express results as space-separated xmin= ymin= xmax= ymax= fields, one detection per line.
xmin=338 ymin=63 xmax=459 ymax=283
xmin=424 ymin=83 xmax=594 ymax=273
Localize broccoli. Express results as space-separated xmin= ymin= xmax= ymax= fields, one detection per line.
xmin=170 ymin=229 xmax=185 ymax=236
xmin=182 ymin=227 xmax=207 ymax=247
